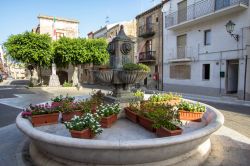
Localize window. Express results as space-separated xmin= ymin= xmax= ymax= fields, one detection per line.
xmin=170 ymin=64 xmax=191 ymax=79
xmin=145 ymin=40 xmax=152 ymax=52
xmin=155 ymin=65 xmax=158 ymax=72
xmin=56 ymin=32 xmax=64 ymax=40
xmin=203 ymin=64 xmax=210 ymax=80
xmin=156 ymin=17 xmax=159 ymax=22
xmin=204 ymin=30 xmax=211 ymax=45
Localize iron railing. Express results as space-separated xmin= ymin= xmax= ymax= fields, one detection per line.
xmin=139 ymin=51 xmax=156 ymax=62
xmin=165 ymin=0 xmax=249 ymax=28
xmin=138 ymin=23 xmax=156 ymax=37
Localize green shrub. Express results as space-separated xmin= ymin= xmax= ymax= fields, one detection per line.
xmin=63 ymin=81 xmax=73 ymax=87
xmin=123 ymin=63 xmax=150 ymax=72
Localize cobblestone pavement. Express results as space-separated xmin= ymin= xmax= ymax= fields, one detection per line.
xmin=198 ymin=101 xmax=250 ymax=138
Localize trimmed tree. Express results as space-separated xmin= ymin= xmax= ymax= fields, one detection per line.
xmin=86 ymin=38 xmax=109 ymax=65
xmin=53 ymin=37 xmax=109 ymax=86
xmin=4 ymin=31 xmax=53 ymax=84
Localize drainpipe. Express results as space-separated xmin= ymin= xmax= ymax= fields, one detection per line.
xmin=244 ymin=54 xmax=248 ymax=100
xmin=161 ymin=11 xmax=164 ymax=91
xmin=219 ymin=52 xmax=222 ymax=95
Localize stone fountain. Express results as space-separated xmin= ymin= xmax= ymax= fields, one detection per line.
xmin=95 ymin=25 xmax=148 ymax=103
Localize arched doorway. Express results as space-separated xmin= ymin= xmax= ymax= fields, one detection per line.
xmin=56 ymin=70 xmax=68 ymax=85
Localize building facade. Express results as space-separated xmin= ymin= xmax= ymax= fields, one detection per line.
xmin=136 ymin=1 xmax=166 ymax=90
xmin=163 ymin=0 xmax=250 ymax=100
xmin=33 ymin=15 xmax=81 ymax=85
xmin=0 ymin=45 xmax=4 ymax=72
xmin=33 ymin=15 xmax=79 ymax=40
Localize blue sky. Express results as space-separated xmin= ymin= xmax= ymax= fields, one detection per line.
xmin=0 ymin=0 xmax=161 ymax=44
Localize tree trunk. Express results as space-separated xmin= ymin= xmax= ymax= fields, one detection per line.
xmin=31 ymin=68 xmax=39 ymax=86
xmin=38 ymin=64 xmax=43 ymax=85
xmin=72 ymin=65 xmax=79 ymax=86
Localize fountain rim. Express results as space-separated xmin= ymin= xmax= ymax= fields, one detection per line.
xmin=16 ymin=99 xmax=224 ymax=150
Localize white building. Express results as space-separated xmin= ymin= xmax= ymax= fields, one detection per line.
xmin=163 ymin=0 xmax=250 ymax=100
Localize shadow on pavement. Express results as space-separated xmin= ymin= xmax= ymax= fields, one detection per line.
xmin=203 ymin=135 xmax=250 ymax=166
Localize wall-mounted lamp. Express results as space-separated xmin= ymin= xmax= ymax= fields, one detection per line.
xmin=225 ymin=20 xmax=239 ymax=42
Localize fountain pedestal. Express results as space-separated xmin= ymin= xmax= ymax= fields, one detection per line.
xmin=95 ymin=25 xmax=147 ymax=104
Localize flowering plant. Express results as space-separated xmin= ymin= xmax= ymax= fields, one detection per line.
xmin=145 ymin=105 xmax=182 ymax=130
xmin=90 ymin=90 xmax=105 ymax=105
xmin=64 ymin=113 xmax=103 ymax=135
xmin=22 ymin=103 xmax=59 ymax=118
xmin=97 ymin=103 xmax=120 ymax=117
xmin=149 ymin=93 xmax=181 ymax=103
xmin=55 ymin=101 xmax=82 ymax=113
xmin=51 ymin=94 xmax=75 ymax=103
xmin=178 ymin=101 xmax=206 ymax=112
xmin=133 ymin=90 xmax=144 ymax=100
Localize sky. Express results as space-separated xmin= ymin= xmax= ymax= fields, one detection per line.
xmin=0 ymin=0 xmax=162 ymax=44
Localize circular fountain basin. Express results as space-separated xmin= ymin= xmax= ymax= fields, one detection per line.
xmin=16 ymin=99 xmax=224 ymax=166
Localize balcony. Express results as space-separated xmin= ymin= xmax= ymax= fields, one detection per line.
xmin=138 ymin=23 xmax=156 ymax=38
xmin=138 ymin=51 xmax=156 ymax=63
xmin=165 ymin=0 xmax=249 ymax=30
xmin=167 ymin=46 xmax=193 ymax=63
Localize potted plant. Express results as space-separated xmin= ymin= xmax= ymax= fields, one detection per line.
xmin=118 ymin=63 xmax=150 ymax=84
xmin=178 ymin=101 xmax=206 ymax=122
xmin=78 ymin=99 xmax=98 ymax=114
xmin=147 ymin=106 xmax=182 ymax=137
xmin=51 ymin=94 xmax=75 ymax=107
xmin=137 ymin=102 xmax=158 ymax=132
xmin=155 ymin=121 xmax=182 ymax=137
xmin=59 ymin=101 xmax=83 ymax=122
xmin=22 ymin=103 xmax=59 ymax=127
xmin=64 ymin=113 xmax=102 ymax=139
xmin=124 ymin=100 xmax=140 ymax=123
xmin=97 ymin=103 xmax=121 ymax=128
xmin=148 ymin=93 xmax=181 ymax=106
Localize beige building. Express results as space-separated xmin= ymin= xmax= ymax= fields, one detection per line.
xmin=33 ymin=15 xmax=79 ymax=40
xmin=136 ymin=1 xmax=167 ymax=90
xmin=33 ymin=15 xmax=81 ymax=85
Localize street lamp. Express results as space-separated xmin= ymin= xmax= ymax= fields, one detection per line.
xmin=225 ymin=20 xmax=239 ymax=42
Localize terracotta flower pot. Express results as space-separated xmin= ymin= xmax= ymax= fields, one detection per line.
xmin=179 ymin=110 xmax=204 ymax=122
xmin=91 ymin=105 xmax=97 ymax=113
xmin=62 ymin=111 xmax=83 ymax=122
xmin=166 ymin=99 xmax=180 ymax=106
xmin=31 ymin=113 xmax=59 ymax=127
xmin=124 ymin=107 xmax=138 ymax=123
xmin=138 ymin=115 xmax=155 ymax=132
xmin=156 ymin=126 xmax=182 ymax=137
xmin=70 ymin=128 xmax=94 ymax=139
xmin=100 ymin=114 xmax=117 ymax=128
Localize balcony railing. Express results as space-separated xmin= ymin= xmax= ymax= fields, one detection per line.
xmin=177 ymin=46 xmax=186 ymax=59
xmin=165 ymin=46 xmax=194 ymax=62
xmin=138 ymin=23 xmax=156 ymax=38
xmin=139 ymin=51 xmax=156 ymax=62
xmin=165 ymin=0 xmax=249 ymax=28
